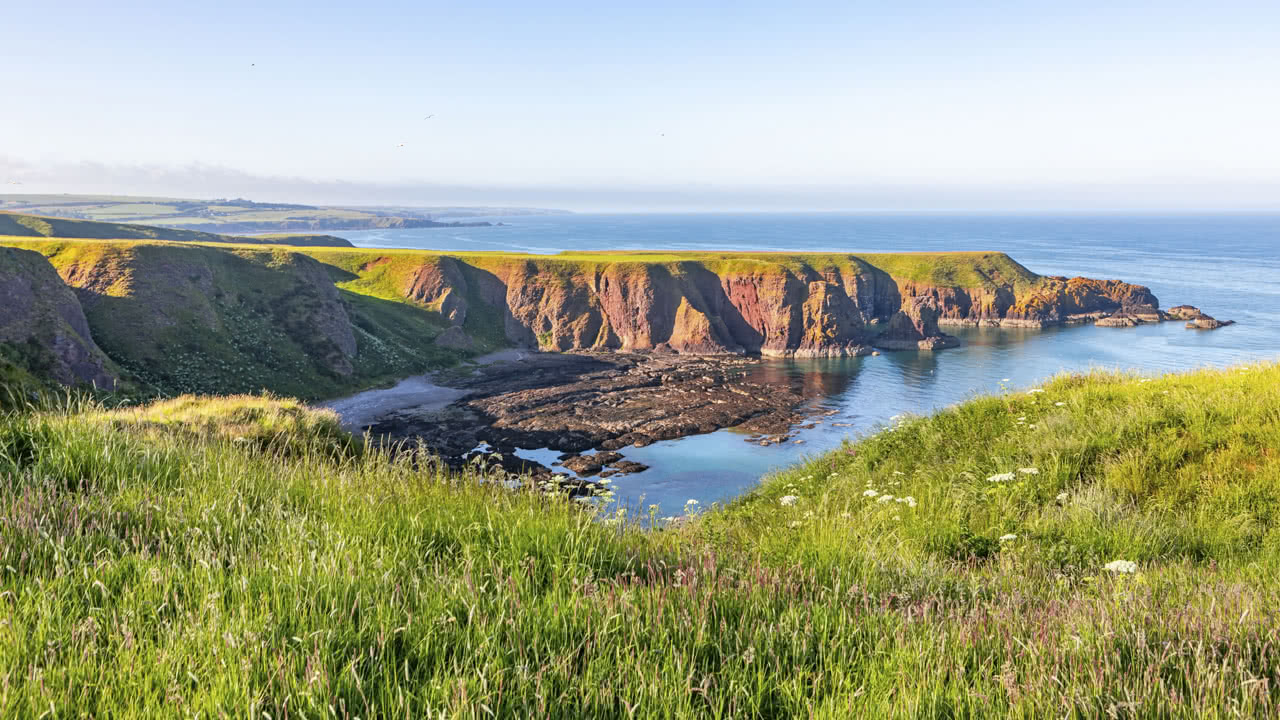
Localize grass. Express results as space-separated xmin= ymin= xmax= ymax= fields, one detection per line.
xmin=1 ymin=363 xmax=1279 ymax=717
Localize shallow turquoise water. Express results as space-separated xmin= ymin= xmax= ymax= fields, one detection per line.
xmin=339 ymin=213 xmax=1280 ymax=515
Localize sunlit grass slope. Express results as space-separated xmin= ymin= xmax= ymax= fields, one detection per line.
xmin=2 ymin=363 xmax=1279 ymax=717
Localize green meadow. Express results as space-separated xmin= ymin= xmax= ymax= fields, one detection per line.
xmin=2 ymin=362 xmax=1279 ymax=717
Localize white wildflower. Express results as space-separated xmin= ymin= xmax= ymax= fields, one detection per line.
xmin=1001 ymin=378 xmax=1011 ymax=382
xmin=840 ymin=512 xmax=852 ymax=519
xmin=893 ymin=471 xmax=904 ymax=476
xmin=999 ymin=533 xmax=1017 ymax=542
xmin=1028 ymin=388 xmax=1045 ymax=394
xmin=685 ymin=499 xmax=699 ymax=505
xmin=1056 ymin=492 xmax=1069 ymax=502
xmin=902 ymin=496 xmax=917 ymax=508
xmin=863 ymin=489 xmax=879 ymax=498
xmin=788 ymin=521 xmax=802 ymax=529
xmin=1018 ymin=467 xmax=1039 ymax=475
xmin=987 ymin=472 xmax=1016 ymax=483
xmin=876 ymin=494 xmax=894 ymax=503
xmin=1104 ymin=559 xmax=1137 ymax=574
xmin=1054 ymin=402 xmax=1066 ymax=407
xmin=779 ymin=495 xmax=799 ymax=506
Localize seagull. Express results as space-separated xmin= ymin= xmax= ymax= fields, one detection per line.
xmin=423 ymin=114 xmax=434 ymax=120
xmin=397 ymin=143 xmax=407 ymax=148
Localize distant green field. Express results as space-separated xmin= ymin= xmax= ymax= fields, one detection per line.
xmin=0 ymin=212 xmax=352 ymax=247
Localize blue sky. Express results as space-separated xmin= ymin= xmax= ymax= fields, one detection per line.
xmin=4 ymin=1 xmax=1279 ymax=210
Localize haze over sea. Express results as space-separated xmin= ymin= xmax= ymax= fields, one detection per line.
xmin=340 ymin=213 xmax=1280 ymax=515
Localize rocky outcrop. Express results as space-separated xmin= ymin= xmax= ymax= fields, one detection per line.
xmin=1163 ymin=304 xmax=1234 ymax=330
xmin=0 ymin=247 xmax=115 ymax=388
xmin=1185 ymin=315 xmax=1234 ymax=330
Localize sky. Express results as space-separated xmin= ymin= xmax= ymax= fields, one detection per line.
xmin=4 ymin=0 xmax=1279 ymax=211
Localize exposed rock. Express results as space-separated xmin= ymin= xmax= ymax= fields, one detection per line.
xmin=608 ymin=460 xmax=649 ymax=475
xmin=434 ymin=326 xmax=475 ymax=351
xmin=0 ymin=247 xmax=116 ymax=388
xmin=1166 ymin=305 xmax=1203 ymax=320
xmin=1095 ymin=314 xmax=1140 ymax=327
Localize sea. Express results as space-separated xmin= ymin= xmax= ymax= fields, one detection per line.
xmin=338 ymin=213 xmax=1280 ymax=516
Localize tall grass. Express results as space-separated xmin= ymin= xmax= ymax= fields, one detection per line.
xmin=1 ymin=365 xmax=1279 ymax=717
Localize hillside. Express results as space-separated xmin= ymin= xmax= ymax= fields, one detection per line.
xmin=0 ymin=364 xmax=1276 ymax=716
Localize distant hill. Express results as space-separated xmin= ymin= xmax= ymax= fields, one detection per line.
xmin=0 ymin=194 xmax=568 ymax=234
xmin=0 ymin=212 xmax=353 ymax=247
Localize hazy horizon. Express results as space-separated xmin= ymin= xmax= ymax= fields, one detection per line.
xmin=6 ymin=1 xmax=1278 ymax=212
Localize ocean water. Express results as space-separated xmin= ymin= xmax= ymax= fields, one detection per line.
xmin=339 ymin=214 xmax=1280 ymax=516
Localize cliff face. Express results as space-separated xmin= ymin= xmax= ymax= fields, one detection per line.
xmin=0 ymin=247 xmax=115 ymax=388
xmin=339 ymin=251 xmax=1162 ymax=357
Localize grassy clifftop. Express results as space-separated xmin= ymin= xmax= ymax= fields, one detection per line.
xmin=1 ymin=363 xmax=1278 ymax=716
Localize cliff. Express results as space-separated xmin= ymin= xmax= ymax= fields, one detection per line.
xmin=1 ymin=240 xmax=1168 ymax=397
xmin=313 ymin=249 xmax=1163 ymax=357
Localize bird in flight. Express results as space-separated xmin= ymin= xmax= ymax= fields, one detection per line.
xmin=397 ymin=143 xmax=407 ymax=148
xmin=424 ymin=114 xmax=434 ymax=120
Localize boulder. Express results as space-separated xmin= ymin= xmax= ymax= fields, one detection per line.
xmin=434 ymin=326 xmax=476 ymax=351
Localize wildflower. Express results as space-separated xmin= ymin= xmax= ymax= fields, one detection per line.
xmin=988 ymin=472 xmax=1015 ymax=483
xmin=685 ymin=499 xmax=699 ymax=506
xmin=1028 ymin=388 xmax=1045 ymax=394
xmin=863 ymin=489 xmax=879 ymax=498
xmin=742 ymin=646 xmax=756 ymax=665
xmin=788 ymin=521 xmax=802 ymax=529
xmin=1054 ymin=402 xmax=1066 ymax=407
xmin=1018 ymin=467 xmax=1039 ymax=475
xmin=840 ymin=512 xmax=852 ymax=519
xmin=999 ymin=533 xmax=1017 ymax=542
xmin=1055 ymin=492 xmax=1068 ymax=502
xmin=1001 ymin=378 xmax=1011 ymax=382
xmin=803 ymin=511 xmax=814 ymax=518
xmin=897 ymin=496 xmax=918 ymax=508
xmin=893 ymin=471 xmax=904 ymax=476
xmin=1104 ymin=559 xmax=1137 ymax=574
xmin=876 ymin=494 xmax=894 ymax=503
xmin=779 ymin=495 xmax=799 ymax=506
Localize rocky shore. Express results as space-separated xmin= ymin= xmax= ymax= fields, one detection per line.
xmin=365 ymin=352 xmax=813 ymax=481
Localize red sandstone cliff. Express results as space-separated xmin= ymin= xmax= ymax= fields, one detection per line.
xmin=388 ymin=254 xmax=1164 ymax=356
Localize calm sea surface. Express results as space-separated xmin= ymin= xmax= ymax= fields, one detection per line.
xmin=339 ymin=214 xmax=1280 ymax=516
